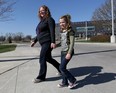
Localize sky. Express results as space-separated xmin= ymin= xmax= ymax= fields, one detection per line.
xmin=0 ymin=0 xmax=106 ymax=37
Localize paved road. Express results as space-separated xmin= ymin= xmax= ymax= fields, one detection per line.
xmin=0 ymin=43 xmax=116 ymax=93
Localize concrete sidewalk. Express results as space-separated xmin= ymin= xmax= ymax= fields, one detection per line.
xmin=0 ymin=43 xmax=116 ymax=93
xmin=0 ymin=43 xmax=40 ymax=75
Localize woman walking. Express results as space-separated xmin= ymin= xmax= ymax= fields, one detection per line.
xmin=31 ymin=5 xmax=61 ymax=83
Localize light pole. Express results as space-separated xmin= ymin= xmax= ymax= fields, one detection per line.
xmin=85 ymin=21 xmax=88 ymax=40
xmin=110 ymin=0 xmax=116 ymax=43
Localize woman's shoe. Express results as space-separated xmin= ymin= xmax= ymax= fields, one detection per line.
xmin=56 ymin=72 xmax=62 ymax=76
xmin=32 ymin=78 xmax=45 ymax=83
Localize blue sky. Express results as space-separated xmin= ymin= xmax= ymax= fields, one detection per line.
xmin=0 ymin=0 xmax=106 ymax=37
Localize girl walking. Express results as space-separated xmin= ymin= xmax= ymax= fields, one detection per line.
xmin=57 ymin=14 xmax=77 ymax=89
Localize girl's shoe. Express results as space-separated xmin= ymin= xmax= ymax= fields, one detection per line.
xmin=57 ymin=83 xmax=68 ymax=88
xmin=68 ymin=80 xmax=78 ymax=89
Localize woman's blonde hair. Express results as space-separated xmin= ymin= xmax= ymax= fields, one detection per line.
xmin=38 ymin=5 xmax=51 ymax=20
xmin=60 ymin=14 xmax=71 ymax=30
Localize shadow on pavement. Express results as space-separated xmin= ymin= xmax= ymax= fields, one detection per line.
xmin=69 ymin=66 xmax=116 ymax=89
xmin=46 ymin=76 xmax=62 ymax=81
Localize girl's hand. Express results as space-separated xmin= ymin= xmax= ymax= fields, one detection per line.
xmin=65 ymin=53 xmax=71 ymax=60
xmin=51 ymin=43 xmax=56 ymax=49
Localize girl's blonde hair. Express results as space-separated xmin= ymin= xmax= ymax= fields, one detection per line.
xmin=38 ymin=5 xmax=51 ymax=20
xmin=60 ymin=14 xmax=71 ymax=31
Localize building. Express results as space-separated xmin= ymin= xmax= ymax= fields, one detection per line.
xmin=56 ymin=20 xmax=116 ymax=39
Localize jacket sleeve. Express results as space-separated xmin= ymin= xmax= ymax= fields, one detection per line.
xmin=33 ymin=25 xmax=39 ymax=43
xmin=47 ymin=17 xmax=56 ymax=43
xmin=67 ymin=30 xmax=75 ymax=54
xmin=34 ymin=36 xmax=38 ymax=43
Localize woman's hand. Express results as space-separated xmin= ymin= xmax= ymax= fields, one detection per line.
xmin=31 ymin=41 xmax=35 ymax=47
xmin=51 ymin=43 xmax=56 ymax=49
xmin=65 ymin=53 xmax=71 ymax=60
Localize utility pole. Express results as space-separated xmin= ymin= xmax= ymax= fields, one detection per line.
xmin=85 ymin=21 xmax=88 ymax=40
xmin=110 ymin=0 xmax=116 ymax=43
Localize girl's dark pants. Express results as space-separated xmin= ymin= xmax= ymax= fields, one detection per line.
xmin=59 ymin=51 xmax=76 ymax=85
xmin=36 ymin=42 xmax=60 ymax=80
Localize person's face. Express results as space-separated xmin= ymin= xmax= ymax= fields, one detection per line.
xmin=39 ymin=7 xmax=46 ymax=18
xmin=59 ymin=18 xmax=67 ymax=30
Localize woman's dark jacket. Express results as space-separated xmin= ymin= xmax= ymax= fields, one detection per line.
xmin=34 ymin=17 xmax=55 ymax=45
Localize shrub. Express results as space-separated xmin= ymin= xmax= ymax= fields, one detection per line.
xmin=90 ymin=35 xmax=110 ymax=42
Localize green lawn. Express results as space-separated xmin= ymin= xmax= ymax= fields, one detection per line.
xmin=0 ymin=44 xmax=17 ymax=53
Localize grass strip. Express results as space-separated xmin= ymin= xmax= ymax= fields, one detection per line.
xmin=0 ymin=44 xmax=17 ymax=53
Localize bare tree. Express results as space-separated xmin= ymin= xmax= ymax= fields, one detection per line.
xmin=91 ymin=0 xmax=116 ymax=34
xmin=91 ymin=0 xmax=116 ymax=21
xmin=0 ymin=0 xmax=16 ymax=21
xmin=22 ymin=35 xmax=32 ymax=42
xmin=0 ymin=35 xmax=5 ymax=43
xmin=5 ymin=32 xmax=13 ymax=43
xmin=25 ymin=35 xmax=31 ymax=40
xmin=13 ymin=32 xmax=24 ymax=42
